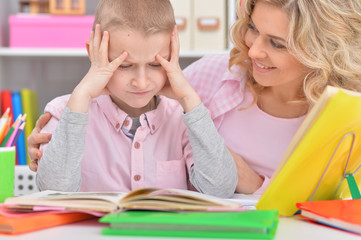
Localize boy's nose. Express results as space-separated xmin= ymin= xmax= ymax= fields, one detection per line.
xmin=131 ymin=69 xmax=148 ymax=89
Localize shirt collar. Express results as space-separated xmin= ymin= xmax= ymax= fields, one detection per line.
xmin=221 ymin=64 xmax=248 ymax=83
xmin=95 ymin=95 xmax=128 ymax=132
xmin=207 ymin=64 xmax=249 ymax=120
xmin=94 ymin=95 xmax=165 ymax=134
xmin=143 ymin=95 xmax=167 ymax=134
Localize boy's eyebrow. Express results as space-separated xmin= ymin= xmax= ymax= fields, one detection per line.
xmin=250 ymin=17 xmax=286 ymax=43
xmin=109 ymin=54 xmax=170 ymax=63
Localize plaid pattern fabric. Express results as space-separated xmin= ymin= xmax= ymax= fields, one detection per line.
xmin=183 ymin=54 xmax=249 ymax=120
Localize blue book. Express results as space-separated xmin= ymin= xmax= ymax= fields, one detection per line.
xmin=11 ymin=91 xmax=27 ymax=165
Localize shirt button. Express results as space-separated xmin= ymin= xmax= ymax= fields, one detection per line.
xmin=115 ymin=123 xmax=120 ymax=129
xmin=134 ymin=142 xmax=141 ymax=149
xmin=134 ymin=175 xmax=141 ymax=181
xmin=124 ymin=120 xmax=130 ymax=127
xmin=152 ymin=125 xmax=156 ymax=130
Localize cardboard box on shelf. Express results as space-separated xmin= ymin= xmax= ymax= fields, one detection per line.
xmin=193 ymin=0 xmax=227 ymax=50
xmin=170 ymin=0 xmax=192 ymax=51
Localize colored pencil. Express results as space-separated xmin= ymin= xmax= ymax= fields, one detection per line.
xmin=5 ymin=120 xmax=21 ymax=147
xmin=8 ymin=122 xmax=26 ymax=147
xmin=0 ymin=108 xmax=10 ymax=132
xmin=0 ymin=114 xmax=21 ymax=147
xmin=0 ymin=109 xmax=12 ymax=145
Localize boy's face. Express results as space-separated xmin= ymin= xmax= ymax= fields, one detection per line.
xmin=107 ymin=29 xmax=170 ymax=117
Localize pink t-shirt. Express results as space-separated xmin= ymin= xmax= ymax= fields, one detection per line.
xmin=40 ymin=95 xmax=193 ymax=192
xmin=184 ymin=54 xmax=306 ymax=193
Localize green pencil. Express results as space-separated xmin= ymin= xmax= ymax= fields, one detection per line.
xmin=0 ymin=115 xmax=21 ymax=147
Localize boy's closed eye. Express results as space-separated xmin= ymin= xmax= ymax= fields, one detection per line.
xmin=118 ymin=63 xmax=161 ymax=69
xmin=149 ymin=62 xmax=161 ymax=67
xmin=119 ymin=64 xmax=132 ymax=69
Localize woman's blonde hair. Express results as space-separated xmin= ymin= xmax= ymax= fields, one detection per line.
xmin=230 ymin=0 xmax=361 ymax=105
xmin=93 ymin=0 xmax=175 ymax=35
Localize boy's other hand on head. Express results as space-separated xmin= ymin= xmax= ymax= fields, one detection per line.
xmin=67 ymin=24 xmax=128 ymax=113
xmin=157 ymin=26 xmax=201 ymax=113
xmin=28 ymin=112 xmax=52 ymax=172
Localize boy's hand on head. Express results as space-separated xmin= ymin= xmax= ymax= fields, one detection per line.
xmin=157 ymin=26 xmax=201 ymax=113
xmin=67 ymin=24 xmax=128 ymax=113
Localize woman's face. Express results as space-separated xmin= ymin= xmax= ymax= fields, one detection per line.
xmin=244 ymin=1 xmax=309 ymax=90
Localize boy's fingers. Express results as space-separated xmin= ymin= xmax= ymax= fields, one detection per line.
xmin=156 ymin=54 xmax=171 ymax=70
xmin=170 ymin=26 xmax=180 ymax=64
xmin=99 ymin=31 xmax=110 ymax=64
xmin=88 ymin=30 xmax=95 ymax=62
xmin=109 ymin=52 xmax=128 ymax=71
xmin=93 ymin=24 xmax=101 ymax=49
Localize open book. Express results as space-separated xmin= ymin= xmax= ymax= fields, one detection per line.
xmin=256 ymin=86 xmax=361 ymax=216
xmin=3 ymin=187 xmax=243 ymax=214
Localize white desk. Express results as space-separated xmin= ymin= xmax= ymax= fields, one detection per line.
xmin=1 ymin=217 xmax=360 ymax=240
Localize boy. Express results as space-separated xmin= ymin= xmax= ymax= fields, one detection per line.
xmin=36 ymin=0 xmax=237 ymax=197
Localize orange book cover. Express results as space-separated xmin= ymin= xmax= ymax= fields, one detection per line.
xmin=0 ymin=211 xmax=95 ymax=235
xmin=296 ymin=199 xmax=361 ymax=234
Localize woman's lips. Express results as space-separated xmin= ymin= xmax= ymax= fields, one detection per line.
xmin=253 ymin=60 xmax=276 ymax=73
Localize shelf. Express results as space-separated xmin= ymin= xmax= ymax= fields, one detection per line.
xmin=0 ymin=47 xmax=88 ymax=57
xmin=0 ymin=47 xmax=229 ymax=58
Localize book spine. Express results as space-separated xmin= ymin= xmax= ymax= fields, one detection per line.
xmin=11 ymin=91 xmax=27 ymax=165
xmin=21 ymin=89 xmax=39 ymax=164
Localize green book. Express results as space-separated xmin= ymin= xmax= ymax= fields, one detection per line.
xmin=100 ymin=210 xmax=279 ymax=239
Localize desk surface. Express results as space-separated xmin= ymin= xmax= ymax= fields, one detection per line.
xmin=1 ymin=217 xmax=360 ymax=240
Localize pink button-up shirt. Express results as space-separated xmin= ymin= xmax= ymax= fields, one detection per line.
xmin=184 ymin=54 xmax=306 ymax=194
xmin=40 ymin=95 xmax=193 ymax=192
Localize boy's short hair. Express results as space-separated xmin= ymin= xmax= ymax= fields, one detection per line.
xmin=93 ymin=0 xmax=175 ymax=35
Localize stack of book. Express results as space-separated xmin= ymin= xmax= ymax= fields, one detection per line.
xmin=1 ymin=187 xmax=279 ymax=238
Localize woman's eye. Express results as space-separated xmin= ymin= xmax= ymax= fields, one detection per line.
xmin=270 ymin=39 xmax=286 ymax=49
xmin=150 ymin=63 xmax=161 ymax=67
xmin=247 ymin=23 xmax=257 ymax=32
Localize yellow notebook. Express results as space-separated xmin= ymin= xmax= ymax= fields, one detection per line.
xmin=256 ymin=86 xmax=361 ymax=216
xmin=20 ymin=89 xmax=39 ymax=164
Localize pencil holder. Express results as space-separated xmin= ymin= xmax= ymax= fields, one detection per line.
xmin=0 ymin=146 xmax=15 ymax=203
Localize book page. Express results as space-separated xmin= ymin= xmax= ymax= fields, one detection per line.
xmin=5 ymin=188 xmax=243 ymax=213
xmin=119 ymin=188 xmax=242 ymax=211
xmin=5 ymin=190 xmax=128 ymax=213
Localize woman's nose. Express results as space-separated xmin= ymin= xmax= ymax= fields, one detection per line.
xmin=248 ymin=36 xmax=267 ymax=59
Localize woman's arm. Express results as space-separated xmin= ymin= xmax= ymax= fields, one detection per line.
xmin=227 ymin=148 xmax=264 ymax=193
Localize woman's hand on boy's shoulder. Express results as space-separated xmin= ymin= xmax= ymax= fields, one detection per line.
xmin=28 ymin=112 xmax=52 ymax=172
xmin=157 ymin=26 xmax=201 ymax=113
